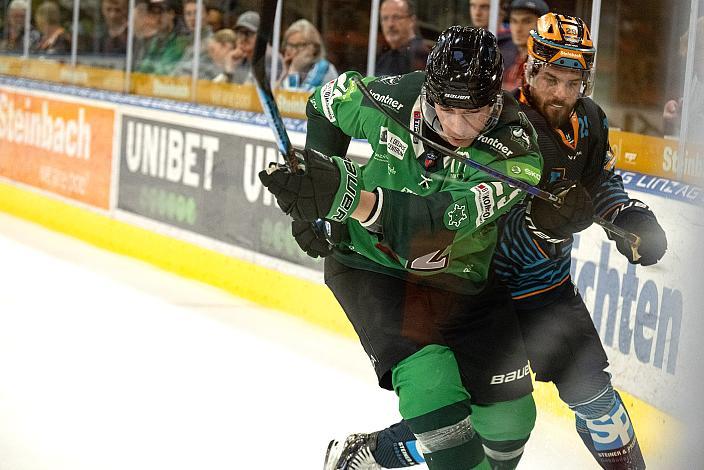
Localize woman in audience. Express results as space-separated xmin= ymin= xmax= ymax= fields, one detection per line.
xmin=32 ymin=1 xmax=70 ymax=55
xmin=278 ymin=19 xmax=337 ymax=91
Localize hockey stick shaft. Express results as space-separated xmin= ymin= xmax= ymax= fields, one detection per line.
xmin=251 ymin=0 xmax=298 ymax=172
xmin=350 ymin=76 xmax=640 ymax=251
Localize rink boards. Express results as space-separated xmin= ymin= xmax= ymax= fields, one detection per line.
xmin=1 ymin=77 xmax=701 ymax=460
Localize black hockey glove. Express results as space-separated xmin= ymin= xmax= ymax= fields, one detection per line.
xmin=291 ymin=219 xmax=348 ymax=258
xmin=258 ymin=149 xmax=362 ymax=223
xmin=526 ymin=180 xmax=594 ymax=242
xmin=611 ymin=200 xmax=667 ymax=266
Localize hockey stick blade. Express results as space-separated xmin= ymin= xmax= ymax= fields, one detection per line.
xmin=350 ymin=75 xmax=640 ymax=249
xmin=252 ymin=0 xmax=298 ymax=172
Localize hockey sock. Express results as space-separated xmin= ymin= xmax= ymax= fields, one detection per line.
xmin=471 ymin=396 xmax=536 ymax=470
xmin=571 ymin=387 xmax=646 ymax=469
xmin=372 ymin=421 xmax=424 ymax=467
xmin=392 ymin=345 xmax=490 ymax=470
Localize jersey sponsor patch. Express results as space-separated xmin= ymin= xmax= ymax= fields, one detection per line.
xmin=476 ymin=135 xmax=514 ymax=158
xmin=506 ymin=161 xmax=541 ymax=185
xmin=319 ymin=72 xmax=349 ymax=123
xmin=444 ymin=202 xmax=469 ymax=229
xmin=471 ymin=183 xmax=496 ymax=227
xmin=380 ymin=126 xmax=408 ymax=160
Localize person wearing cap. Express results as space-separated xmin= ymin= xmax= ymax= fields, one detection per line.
xmin=218 ymin=10 xmax=283 ymax=85
xmin=136 ymin=0 xmax=189 ymax=75
xmin=498 ymin=0 xmax=549 ymax=90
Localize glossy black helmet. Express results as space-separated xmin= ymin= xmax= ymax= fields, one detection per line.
xmin=424 ymin=26 xmax=503 ymax=109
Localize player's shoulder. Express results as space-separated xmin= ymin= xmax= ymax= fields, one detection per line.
xmin=576 ymin=96 xmax=609 ymax=128
xmin=365 ymin=71 xmax=426 ymax=111
xmin=473 ymin=91 xmax=540 ymax=161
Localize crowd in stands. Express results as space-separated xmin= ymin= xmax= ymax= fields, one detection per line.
xmin=0 ymin=0 xmax=556 ymax=94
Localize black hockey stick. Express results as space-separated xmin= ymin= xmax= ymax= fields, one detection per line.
xmin=350 ymin=75 xmax=641 ymax=258
xmin=251 ymin=0 xmax=299 ymax=172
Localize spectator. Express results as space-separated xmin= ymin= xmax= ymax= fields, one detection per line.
xmin=131 ymin=0 xmax=160 ymax=68
xmin=94 ymin=0 xmax=128 ymax=54
xmin=469 ymin=0 xmax=490 ymax=28
xmin=171 ymin=0 xmax=214 ymax=78
xmin=663 ymin=16 xmax=704 ymax=140
xmin=0 ymin=0 xmax=39 ymax=53
xmin=375 ymin=0 xmax=429 ymax=76
xmin=136 ymin=0 xmax=189 ymax=75
xmin=219 ymin=11 xmax=283 ymax=84
xmin=172 ymin=27 xmax=231 ymax=80
xmin=182 ymin=0 xmax=211 ymax=38
xmin=499 ymin=0 xmax=548 ymax=90
xmin=278 ymin=19 xmax=338 ymax=91
xmin=32 ymin=1 xmax=71 ymax=56
xmin=206 ymin=5 xmax=224 ymax=32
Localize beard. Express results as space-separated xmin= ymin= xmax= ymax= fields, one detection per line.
xmin=537 ymin=97 xmax=574 ymax=128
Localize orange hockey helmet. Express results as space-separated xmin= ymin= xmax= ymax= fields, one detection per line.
xmin=526 ymin=13 xmax=596 ymax=95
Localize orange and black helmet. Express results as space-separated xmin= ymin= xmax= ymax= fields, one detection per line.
xmin=526 ymin=13 xmax=596 ymax=95
xmin=527 ymin=13 xmax=595 ymax=71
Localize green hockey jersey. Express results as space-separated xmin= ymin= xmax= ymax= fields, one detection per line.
xmin=306 ymin=71 xmax=543 ymax=293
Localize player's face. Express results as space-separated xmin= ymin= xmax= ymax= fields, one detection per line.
xmin=434 ymin=103 xmax=492 ymax=147
xmin=530 ymin=66 xmax=582 ymax=127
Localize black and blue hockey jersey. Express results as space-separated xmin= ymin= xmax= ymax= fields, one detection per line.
xmin=493 ymin=88 xmax=630 ymax=309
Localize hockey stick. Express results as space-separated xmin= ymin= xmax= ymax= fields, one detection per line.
xmin=350 ymin=75 xmax=641 ymax=257
xmin=251 ymin=0 xmax=299 ymax=172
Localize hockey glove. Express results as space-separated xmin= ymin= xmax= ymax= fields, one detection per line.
xmin=611 ymin=200 xmax=667 ymax=266
xmin=258 ymin=148 xmax=362 ymax=223
xmin=526 ymin=180 xmax=594 ymax=242
xmin=291 ymin=219 xmax=348 ymax=258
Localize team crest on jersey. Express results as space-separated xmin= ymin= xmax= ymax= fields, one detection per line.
xmin=377 ymin=74 xmax=403 ymax=85
xmin=510 ymin=126 xmax=531 ymax=150
xmin=444 ymin=202 xmax=469 ymax=229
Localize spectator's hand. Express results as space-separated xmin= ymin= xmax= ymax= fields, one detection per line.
xmin=663 ymin=99 xmax=680 ymax=122
xmin=224 ymin=47 xmax=247 ymax=72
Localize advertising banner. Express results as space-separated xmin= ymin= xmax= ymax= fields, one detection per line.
xmin=0 ymin=87 xmax=115 ymax=209
xmin=117 ymin=113 xmax=323 ymax=269
xmin=570 ymin=189 xmax=701 ymax=416
xmin=610 ymin=129 xmax=704 ymax=185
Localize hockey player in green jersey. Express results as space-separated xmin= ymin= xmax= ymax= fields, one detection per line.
xmin=260 ymin=26 xmax=592 ymax=470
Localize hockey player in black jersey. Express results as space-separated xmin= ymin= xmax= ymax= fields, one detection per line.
xmin=319 ymin=13 xmax=667 ymax=470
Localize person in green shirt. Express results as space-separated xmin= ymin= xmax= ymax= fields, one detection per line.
xmin=135 ymin=0 xmax=188 ymax=76
xmin=260 ymin=26 xmax=590 ymax=470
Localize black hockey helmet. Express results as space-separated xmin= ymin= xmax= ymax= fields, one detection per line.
xmin=424 ymin=26 xmax=503 ymax=109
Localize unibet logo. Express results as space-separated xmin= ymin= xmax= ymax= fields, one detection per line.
xmin=477 ymin=135 xmax=513 ymax=158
